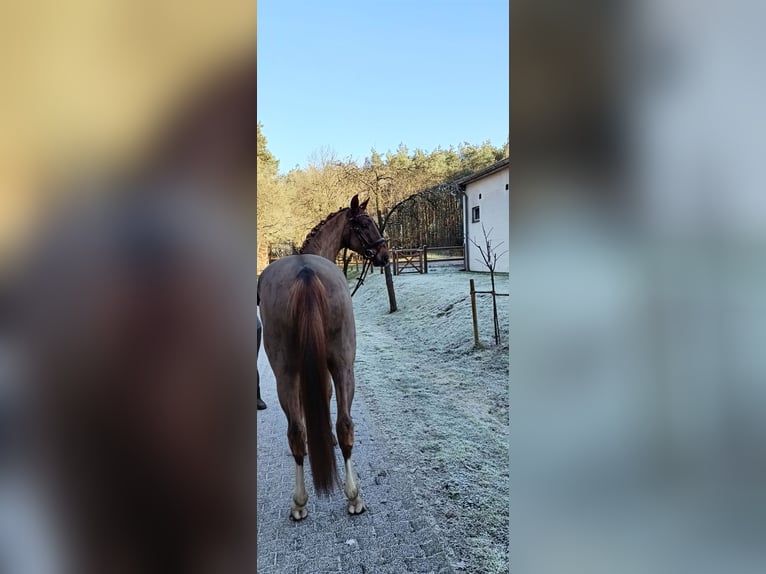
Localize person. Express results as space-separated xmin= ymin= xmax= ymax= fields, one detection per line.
xmin=256 ymin=315 xmax=267 ymax=410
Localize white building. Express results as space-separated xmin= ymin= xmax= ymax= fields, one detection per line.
xmin=457 ymin=157 xmax=509 ymax=273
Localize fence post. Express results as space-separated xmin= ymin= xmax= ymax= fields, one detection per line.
xmin=469 ymin=279 xmax=479 ymax=347
xmin=423 ymin=245 xmax=428 ymax=274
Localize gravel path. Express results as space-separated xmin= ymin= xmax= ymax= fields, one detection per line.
xmin=256 ymin=332 xmax=456 ymax=574
xmin=257 ymin=267 xmax=508 ymax=574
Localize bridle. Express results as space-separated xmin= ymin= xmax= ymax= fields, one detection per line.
xmin=347 ymin=212 xmax=386 ymax=297
xmin=348 ymin=213 xmax=386 ymax=260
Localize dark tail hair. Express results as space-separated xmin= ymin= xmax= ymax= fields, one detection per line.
xmin=287 ymin=266 xmax=337 ymax=494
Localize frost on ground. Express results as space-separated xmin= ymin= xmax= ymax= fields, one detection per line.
xmin=350 ymin=266 xmax=509 ymax=574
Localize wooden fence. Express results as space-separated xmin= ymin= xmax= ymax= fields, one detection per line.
xmin=335 ymin=251 xmax=363 ymax=277
xmin=268 ymin=242 xmax=466 ymax=278
xmin=392 ymin=245 xmax=464 ymax=275
xmin=268 ymin=241 xmax=296 ymax=263
xmin=469 ymin=278 xmax=509 ymax=347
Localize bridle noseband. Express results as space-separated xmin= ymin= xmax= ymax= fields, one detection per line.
xmin=349 ymin=214 xmax=386 ymax=261
xmin=347 ymin=213 xmax=386 ymax=297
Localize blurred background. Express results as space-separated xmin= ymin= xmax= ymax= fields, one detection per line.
xmin=0 ymin=2 xmax=255 ymax=572
xmin=512 ymin=0 xmax=766 ymax=572
xmin=0 ymin=0 xmax=255 ymax=266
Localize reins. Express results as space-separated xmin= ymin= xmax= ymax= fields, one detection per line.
xmin=350 ymin=257 xmax=373 ymax=297
xmin=348 ymin=215 xmax=385 ymax=297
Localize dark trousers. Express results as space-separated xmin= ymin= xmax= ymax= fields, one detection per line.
xmin=256 ymin=316 xmax=262 ymax=400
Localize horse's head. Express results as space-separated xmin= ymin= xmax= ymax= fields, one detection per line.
xmin=345 ymin=194 xmax=389 ymax=267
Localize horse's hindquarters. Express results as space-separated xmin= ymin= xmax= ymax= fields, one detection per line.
xmin=259 ymin=255 xmax=355 ymax=355
xmin=258 ymin=254 xmax=366 ymax=517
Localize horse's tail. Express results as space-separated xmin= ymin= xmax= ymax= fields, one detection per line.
xmin=287 ymin=266 xmax=337 ymax=494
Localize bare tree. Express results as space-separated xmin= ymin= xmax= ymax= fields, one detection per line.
xmin=469 ymin=224 xmax=508 ymax=345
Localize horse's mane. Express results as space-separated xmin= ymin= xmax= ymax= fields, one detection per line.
xmin=299 ymin=207 xmax=349 ymax=253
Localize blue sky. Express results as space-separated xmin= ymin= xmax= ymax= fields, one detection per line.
xmin=257 ymin=0 xmax=508 ymax=173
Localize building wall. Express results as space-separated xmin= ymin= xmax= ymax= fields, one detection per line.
xmin=465 ymin=168 xmax=509 ymax=273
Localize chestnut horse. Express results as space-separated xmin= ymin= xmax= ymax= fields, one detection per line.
xmin=257 ymin=195 xmax=388 ymax=520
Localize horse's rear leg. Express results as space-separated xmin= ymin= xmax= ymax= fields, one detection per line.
xmin=287 ymin=417 xmax=309 ymax=520
xmin=276 ymin=370 xmax=309 ymax=521
xmin=330 ymin=365 xmax=366 ymax=515
xmin=328 ymin=382 xmax=338 ymax=446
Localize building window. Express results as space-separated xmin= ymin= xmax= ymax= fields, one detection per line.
xmin=472 ymin=206 xmax=480 ymax=222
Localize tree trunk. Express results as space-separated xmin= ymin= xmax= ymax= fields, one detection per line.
xmin=384 ymin=263 xmax=397 ymax=313
xmin=377 ymin=207 xmax=398 ymax=313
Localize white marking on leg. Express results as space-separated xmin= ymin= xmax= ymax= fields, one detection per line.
xmin=343 ymin=458 xmax=358 ymax=500
xmin=291 ymin=462 xmax=308 ymax=520
xmin=343 ymin=457 xmax=366 ymax=515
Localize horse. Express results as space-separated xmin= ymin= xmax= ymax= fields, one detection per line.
xmin=9 ymin=56 xmax=259 ymax=574
xmin=257 ymin=194 xmax=388 ymax=520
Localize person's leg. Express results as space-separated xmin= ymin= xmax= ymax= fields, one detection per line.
xmin=257 ymin=316 xmax=267 ymax=410
xmin=257 ymin=373 xmax=267 ymax=410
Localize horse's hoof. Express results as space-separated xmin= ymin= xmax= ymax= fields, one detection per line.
xmin=290 ymin=505 xmax=308 ymax=521
xmin=257 ymin=399 xmax=267 ymax=410
xmin=347 ymin=497 xmax=366 ymax=515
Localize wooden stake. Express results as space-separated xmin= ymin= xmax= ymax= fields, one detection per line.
xmin=470 ymin=278 xmax=479 ymax=347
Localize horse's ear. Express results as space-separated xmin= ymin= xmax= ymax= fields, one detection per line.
xmin=359 ymin=198 xmax=369 ymax=211
xmin=350 ymin=194 xmax=360 ymax=210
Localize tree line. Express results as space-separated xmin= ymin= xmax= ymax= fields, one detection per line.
xmin=256 ymin=122 xmax=508 ymax=267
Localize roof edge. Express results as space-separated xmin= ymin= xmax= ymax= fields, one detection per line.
xmin=456 ymin=156 xmax=509 ymax=189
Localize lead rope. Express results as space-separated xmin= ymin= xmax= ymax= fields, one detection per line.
xmin=350 ymin=258 xmax=373 ymax=297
